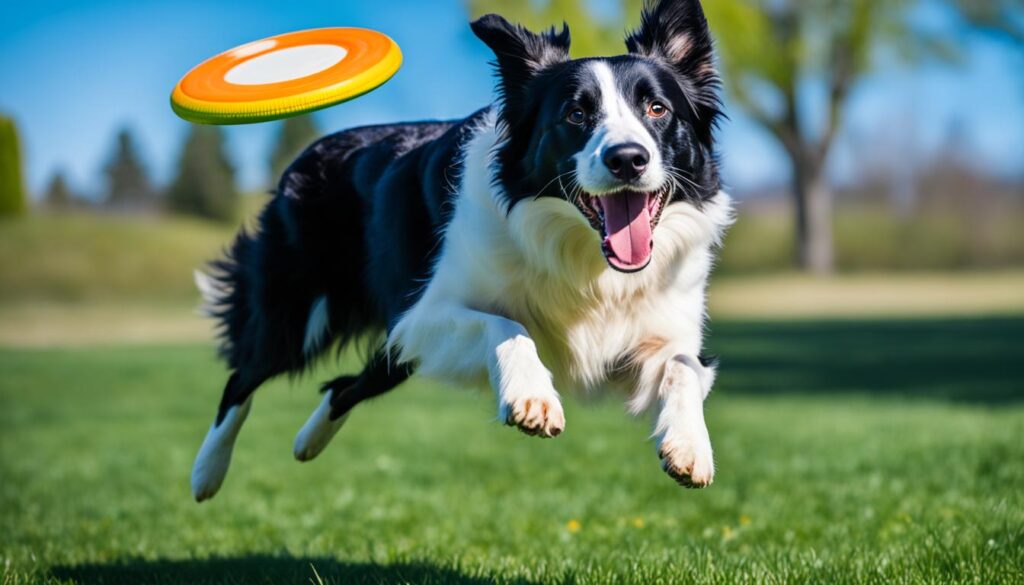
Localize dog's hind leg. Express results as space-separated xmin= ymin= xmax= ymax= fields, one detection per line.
xmin=293 ymin=349 xmax=413 ymax=462
xmin=191 ymin=371 xmax=264 ymax=502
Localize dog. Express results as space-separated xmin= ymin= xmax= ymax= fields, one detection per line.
xmin=190 ymin=0 xmax=732 ymax=502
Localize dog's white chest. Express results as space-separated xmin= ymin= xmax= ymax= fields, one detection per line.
xmin=387 ymin=116 xmax=731 ymax=396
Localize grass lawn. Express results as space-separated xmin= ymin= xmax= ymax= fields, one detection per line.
xmin=2 ymin=317 xmax=1023 ymax=584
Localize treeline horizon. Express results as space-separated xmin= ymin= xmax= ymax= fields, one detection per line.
xmin=32 ymin=115 xmax=319 ymax=223
xmin=3 ymin=108 xmax=1022 ymax=272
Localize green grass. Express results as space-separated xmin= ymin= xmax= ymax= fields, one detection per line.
xmin=2 ymin=317 xmax=1022 ymax=584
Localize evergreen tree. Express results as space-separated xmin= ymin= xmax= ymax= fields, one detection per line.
xmin=103 ymin=127 xmax=154 ymax=209
xmin=44 ymin=169 xmax=75 ymax=210
xmin=167 ymin=124 xmax=239 ymax=222
xmin=269 ymin=115 xmax=318 ymax=185
xmin=0 ymin=114 xmax=28 ymax=217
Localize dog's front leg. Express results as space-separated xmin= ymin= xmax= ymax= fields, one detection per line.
xmin=489 ymin=322 xmax=565 ymax=437
xmin=655 ymin=354 xmax=715 ymax=487
xmin=392 ymin=305 xmax=564 ymax=437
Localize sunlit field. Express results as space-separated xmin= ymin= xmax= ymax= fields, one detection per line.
xmin=2 ymin=317 xmax=1022 ymax=584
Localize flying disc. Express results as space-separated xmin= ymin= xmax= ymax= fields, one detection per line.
xmin=171 ymin=28 xmax=402 ymax=125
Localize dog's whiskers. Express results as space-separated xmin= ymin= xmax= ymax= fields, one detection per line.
xmin=664 ymin=166 xmax=702 ymax=201
xmin=534 ymin=170 xmax=578 ymax=200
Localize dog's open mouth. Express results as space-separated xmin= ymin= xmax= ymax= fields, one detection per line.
xmin=576 ymin=188 xmax=669 ymax=272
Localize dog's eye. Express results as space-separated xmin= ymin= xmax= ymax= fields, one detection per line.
xmin=647 ymin=102 xmax=669 ymax=119
xmin=566 ymin=108 xmax=586 ymax=126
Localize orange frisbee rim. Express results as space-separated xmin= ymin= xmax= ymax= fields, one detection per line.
xmin=171 ymin=28 xmax=402 ymax=124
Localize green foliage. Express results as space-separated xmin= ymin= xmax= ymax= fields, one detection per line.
xmin=469 ymin=0 xmax=643 ymax=57
xmin=103 ymin=127 xmax=154 ymax=209
xmin=954 ymin=0 xmax=1024 ymax=42
xmin=0 ymin=114 xmax=28 ymax=217
xmin=167 ymin=125 xmax=239 ymax=223
xmin=466 ymin=0 xmax=933 ymax=123
xmin=2 ymin=318 xmax=1023 ymax=583
xmin=269 ymin=115 xmax=319 ymax=185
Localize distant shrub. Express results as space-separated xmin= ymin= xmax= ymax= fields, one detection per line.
xmin=103 ymin=127 xmax=155 ymax=211
xmin=42 ymin=170 xmax=76 ymax=210
xmin=269 ymin=115 xmax=319 ymax=186
xmin=0 ymin=114 xmax=28 ymax=217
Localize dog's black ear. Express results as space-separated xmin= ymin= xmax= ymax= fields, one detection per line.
xmin=625 ymin=0 xmax=720 ymax=141
xmin=471 ymin=14 xmax=570 ymax=120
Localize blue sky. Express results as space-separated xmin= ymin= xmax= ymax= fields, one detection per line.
xmin=0 ymin=0 xmax=1021 ymax=197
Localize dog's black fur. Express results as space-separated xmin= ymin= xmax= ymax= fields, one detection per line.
xmin=203 ymin=0 xmax=721 ymax=426
xmin=206 ymin=115 xmax=487 ymax=423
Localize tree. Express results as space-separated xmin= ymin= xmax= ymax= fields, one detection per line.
xmin=467 ymin=0 xmax=1017 ymax=273
xmin=167 ymin=125 xmax=239 ymax=223
xmin=269 ymin=115 xmax=319 ymax=185
xmin=0 ymin=114 xmax=28 ymax=217
xmin=103 ymin=127 xmax=154 ymax=210
xmin=43 ymin=169 xmax=76 ymax=210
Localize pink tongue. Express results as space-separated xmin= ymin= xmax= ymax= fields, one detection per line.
xmin=598 ymin=191 xmax=653 ymax=269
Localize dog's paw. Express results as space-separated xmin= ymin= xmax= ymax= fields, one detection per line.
xmin=191 ymin=399 xmax=252 ymax=502
xmin=294 ymin=390 xmax=349 ymax=462
xmin=501 ymin=392 xmax=565 ymax=438
xmin=657 ymin=429 xmax=714 ymax=488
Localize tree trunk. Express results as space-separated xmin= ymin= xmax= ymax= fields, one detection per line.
xmin=791 ymin=154 xmax=835 ymax=274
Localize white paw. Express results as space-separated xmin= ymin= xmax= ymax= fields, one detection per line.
xmin=493 ymin=335 xmax=565 ymax=438
xmin=191 ymin=445 xmax=231 ymax=502
xmin=294 ymin=390 xmax=348 ymax=462
xmin=191 ymin=399 xmax=251 ymax=502
xmin=657 ymin=426 xmax=714 ymax=488
xmin=501 ymin=392 xmax=565 ymax=438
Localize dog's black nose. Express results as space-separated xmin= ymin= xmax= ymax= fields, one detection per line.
xmin=603 ymin=143 xmax=650 ymax=181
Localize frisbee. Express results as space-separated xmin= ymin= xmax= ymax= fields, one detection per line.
xmin=171 ymin=28 xmax=402 ymax=125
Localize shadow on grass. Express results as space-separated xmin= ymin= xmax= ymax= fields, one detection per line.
xmin=708 ymin=316 xmax=1024 ymax=404
xmin=49 ymin=555 xmax=535 ymax=585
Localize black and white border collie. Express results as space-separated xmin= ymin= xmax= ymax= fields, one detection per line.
xmin=191 ymin=0 xmax=732 ymax=501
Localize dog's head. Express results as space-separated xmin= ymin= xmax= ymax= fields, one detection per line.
xmin=472 ymin=0 xmax=721 ymax=273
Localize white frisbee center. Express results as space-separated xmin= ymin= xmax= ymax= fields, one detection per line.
xmin=225 ymin=44 xmax=348 ymax=85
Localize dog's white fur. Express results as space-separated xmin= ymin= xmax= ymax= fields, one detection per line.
xmin=194 ymin=269 xmax=229 ymax=318
xmin=388 ymin=103 xmax=732 ymax=483
xmin=575 ymin=61 xmax=666 ymax=194
xmin=191 ymin=397 xmax=252 ymax=501
xmin=303 ymin=295 xmax=330 ymax=357
xmin=294 ymin=389 xmax=349 ymax=461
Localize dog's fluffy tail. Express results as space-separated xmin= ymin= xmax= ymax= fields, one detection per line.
xmin=193 ymin=227 xmax=262 ymax=369
xmin=194 ymin=269 xmax=230 ymax=318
